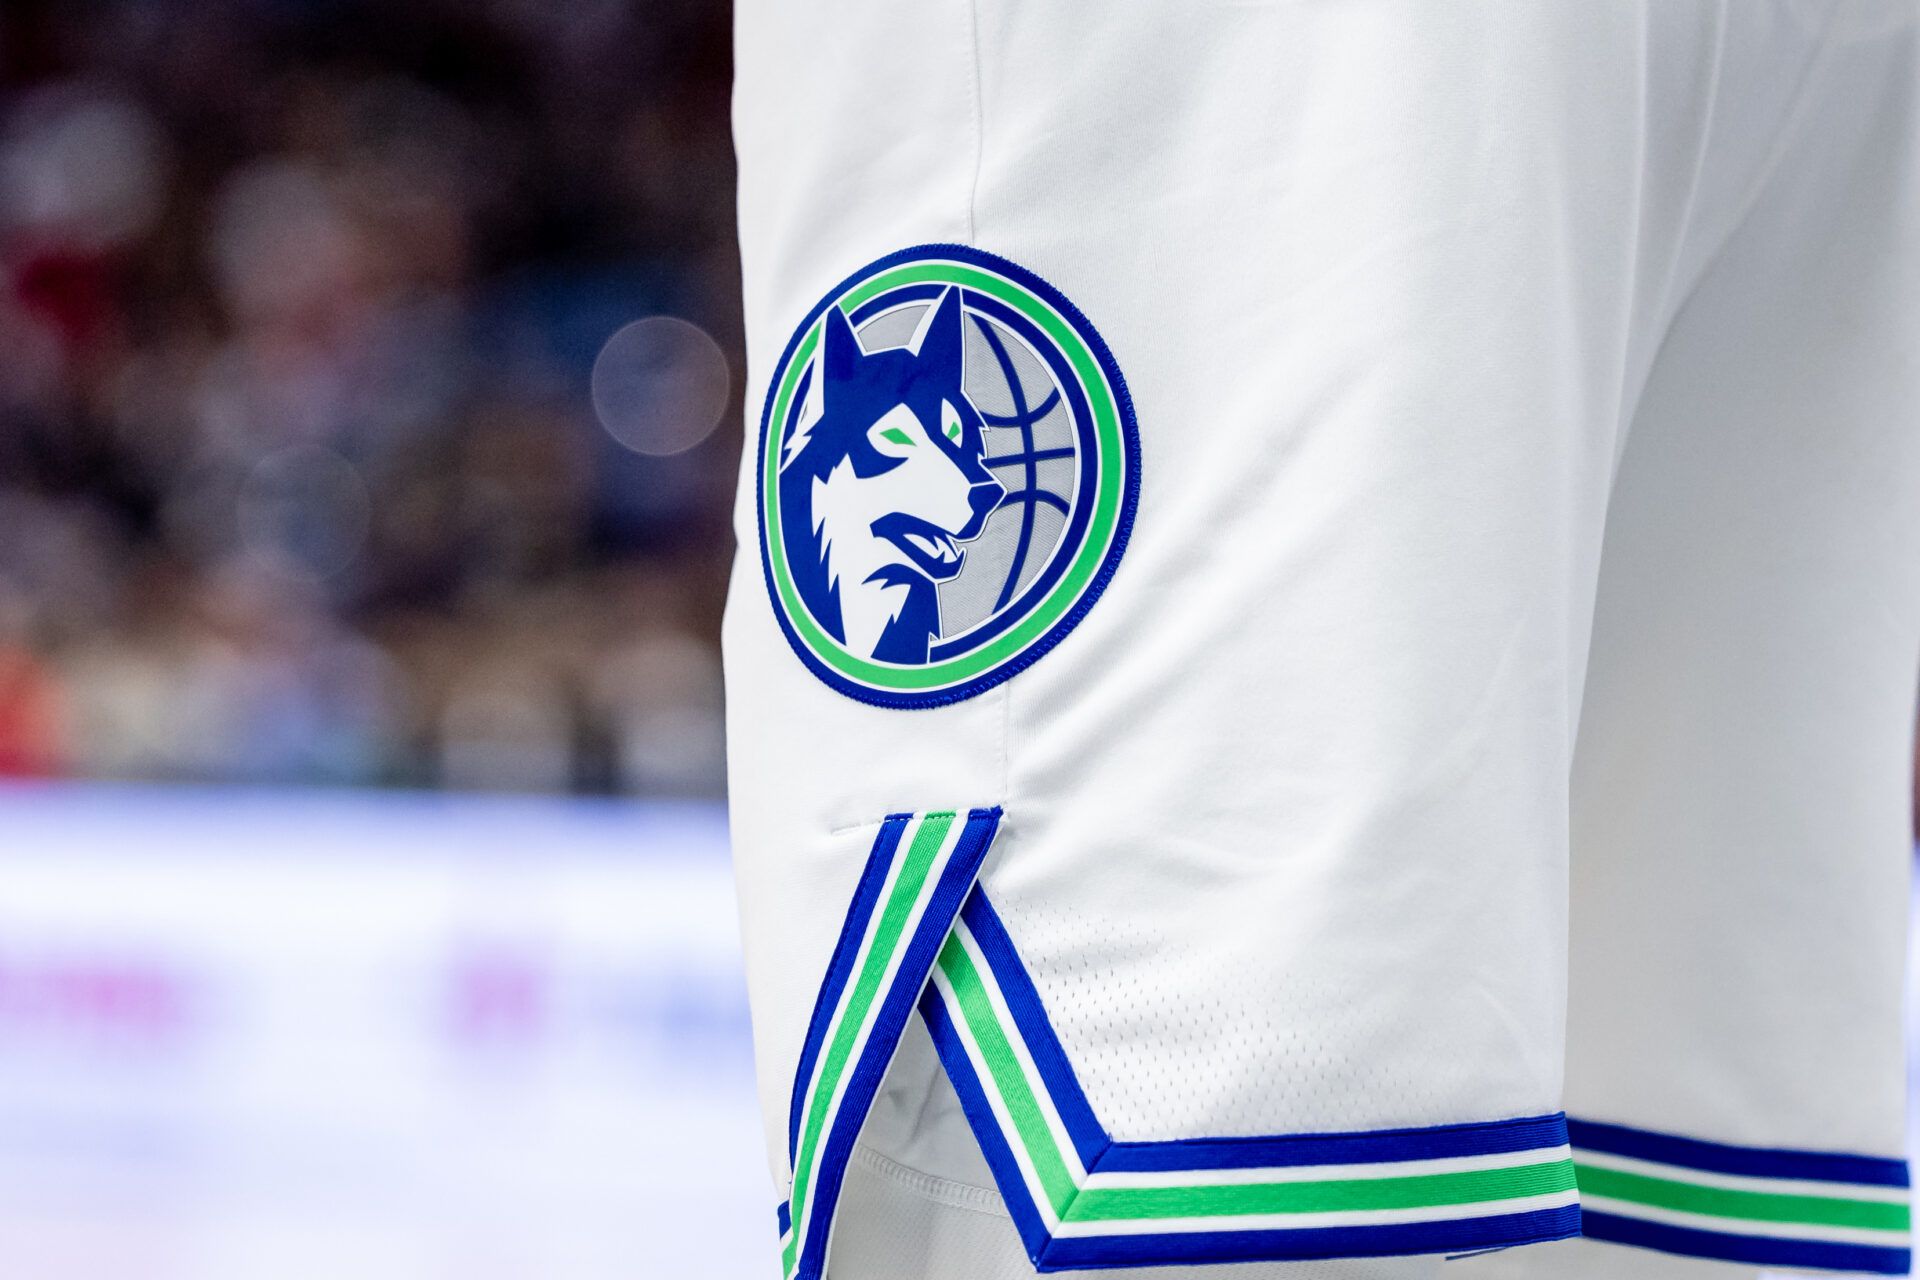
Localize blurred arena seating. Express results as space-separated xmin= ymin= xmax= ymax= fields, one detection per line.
xmin=0 ymin=0 xmax=739 ymax=796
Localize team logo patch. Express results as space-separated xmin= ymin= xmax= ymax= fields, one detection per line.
xmin=756 ymin=244 xmax=1139 ymax=707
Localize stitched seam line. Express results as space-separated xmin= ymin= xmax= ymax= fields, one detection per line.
xmin=961 ymin=0 xmax=984 ymax=245
xmin=853 ymin=1143 xmax=1012 ymax=1219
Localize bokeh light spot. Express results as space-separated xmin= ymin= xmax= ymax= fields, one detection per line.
xmin=236 ymin=446 xmax=372 ymax=580
xmin=590 ymin=316 xmax=731 ymax=457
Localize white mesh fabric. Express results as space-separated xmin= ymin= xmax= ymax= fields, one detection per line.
xmin=993 ymin=892 xmax=1452 ymax=1140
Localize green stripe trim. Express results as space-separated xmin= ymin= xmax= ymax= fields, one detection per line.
xmin=1067 ymin=1159 xmax=1576 ymax=1223
xmin=937 ymin=933 xmax=1080 ymax=1216
xmin=1575 ymin=1164 xmax=1913 ymax=1233
xmin=782 ymin=812 xmax=956 ymax=1274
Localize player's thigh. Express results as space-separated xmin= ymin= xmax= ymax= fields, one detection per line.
xmin=1470 ymin=14 xmax=1920 ymax=1280
xmin=1568 ymin=5 xmax=1920 ymax=1160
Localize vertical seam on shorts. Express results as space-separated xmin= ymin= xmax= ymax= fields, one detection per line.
xmin=1001 ymin=677 xmax=1012 ymax=811
xmin=958 ymin=0 xmax=1011 ymax=811
xmin=961 ymin=0 xmax=984 ymax=245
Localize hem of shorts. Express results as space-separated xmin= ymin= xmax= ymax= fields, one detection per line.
xmin=848 ymin=1143 xmax=1582 ymax=1274
xmin=1569 ymin=1117 xmax=1912 ymax=1277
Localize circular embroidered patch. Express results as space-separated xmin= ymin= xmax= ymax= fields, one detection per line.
xmin=756 ymin=244 xmax=1140 ymax=708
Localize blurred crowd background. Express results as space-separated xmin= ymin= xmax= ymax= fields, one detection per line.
xmin=0 ymin=0 xmax=737 ymax=797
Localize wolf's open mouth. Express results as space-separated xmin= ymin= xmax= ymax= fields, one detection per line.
xmin=889 ymin=528 xmax=963 ymax=580
xmin=871 ymin=513 xmax=968 ymax=582
xmin=905 ymin=531 xmax=959 ymax=564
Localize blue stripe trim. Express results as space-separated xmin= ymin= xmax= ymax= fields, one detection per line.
xmin=1582 ymin=1210 xmax=1912 ymax=1276
xmin=787 ymin=814 xmax=910 ymax=1159
xmin=1036 ymin=1206 xmax=1583 ymax=1272
xmin=793 ymin=808 xmax=1002 ymax=1280
xmin=958 ymin=892 xmax=1110 ymax=1166
xmin=775 ymin=1200 xmax=791 ymax=1238
xmin=920 ymin=978 xmax=1054 ymax=1263
xmin=1569 ymin=1119 xmax=1910 ymax=1189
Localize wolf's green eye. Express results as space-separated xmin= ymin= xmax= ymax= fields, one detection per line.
xmin=945 ymin=419 xmax=962 ymax=441
xmin=878 ymin=426 xmax=914 ymax=447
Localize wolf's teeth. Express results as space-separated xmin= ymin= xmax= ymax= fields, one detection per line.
xmin=902 ymin=531 xmax=961 ymax=564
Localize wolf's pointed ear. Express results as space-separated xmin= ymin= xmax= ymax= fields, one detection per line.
xmin=918 ymin=287 xmax=965 ymax=371
xmin=822 ymin=306 xmax=862 ymax=385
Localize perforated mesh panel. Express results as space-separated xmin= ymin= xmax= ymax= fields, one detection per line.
xmin=994 ymin=894 xmax=1449 ymax=1141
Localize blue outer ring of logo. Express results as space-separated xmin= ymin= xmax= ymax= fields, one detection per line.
xmin=754 ymin=243 xmax=1141 ymax=709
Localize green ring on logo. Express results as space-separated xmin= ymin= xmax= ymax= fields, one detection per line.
xmin=756 ymin=245 xmax=1139 ymax=707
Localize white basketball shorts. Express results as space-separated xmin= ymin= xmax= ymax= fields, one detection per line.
xmin=723 ymin=4 xmax=1920 ymax=1277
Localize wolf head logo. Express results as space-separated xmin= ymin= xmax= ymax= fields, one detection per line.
xmin=778 ymin=288 xmax=1006 ymax=664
